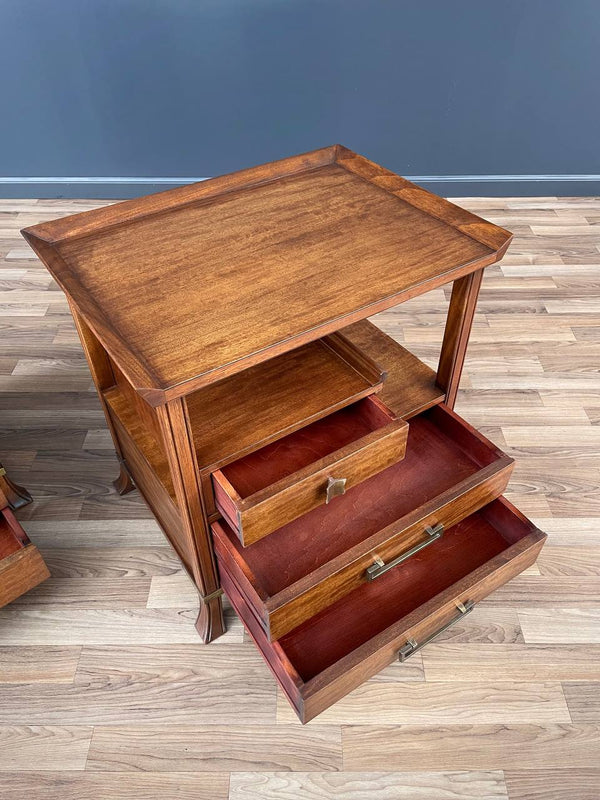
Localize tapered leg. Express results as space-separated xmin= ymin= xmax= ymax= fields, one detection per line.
xmin=437 ymin=269 xmax=484 ymax=409
xmin=69 ymin=302 xmax=136 ymax=495
xmin=69 ymin=304 xmax=223 ymax=642
xmin=157 ymin=399 xmax=226 ymax=643
xmin=113 ymin=462 xmax=136 ymax=495
xmin=196 ymin=594 xmax=226 ymax=643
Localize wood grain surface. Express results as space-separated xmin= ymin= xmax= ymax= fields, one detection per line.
xmin=1 ymin=195 xmax=598 ymax=796
xmin=213 ymin=407 xmax=515 ymax=640
xmin=212 ymin=395 xmax=408 ymax=546
xmin=21 ymin=147 xmax=510 ymax=399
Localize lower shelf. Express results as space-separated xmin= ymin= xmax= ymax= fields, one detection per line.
xmin=104 ymin=385 xmax=176 ymax=502
xmin=188 ymin=332 xmax=385 ymax=471
xmin=220 ymin=498 xmax=546 ymax=723
xmin=189 ymin=319 xmax=442 ymax=475
xmin=103 ymin=388 xmax=191 ymax=574
xmin=340 ymin=319 xmax=444 ymax=418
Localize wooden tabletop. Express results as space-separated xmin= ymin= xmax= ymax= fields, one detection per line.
xmin=22 ymin=145 xmax=511 ymax=404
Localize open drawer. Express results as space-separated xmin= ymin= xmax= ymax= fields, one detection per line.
xmin=213 ymin=403 xmax=514 ymax=639
xmin=221 ymin=498 xmax=546 ymax=723
xmin=0 ymin=506 xmax=49 ymax=607
xmin=212 ymin=395 xmax=408 ymax=546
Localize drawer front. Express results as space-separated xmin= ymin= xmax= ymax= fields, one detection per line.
xmin=0 ymin=507 xmax=50 ymax=608
xmin=301 ymin=502 xmax=546 ymax=721
xmin=0 ymin=545 xmax=49 ymax=607
xmin=221 ymin=498 xmax=546 ymax=723
xmin=214 ymin=456 xmax=513 ymax=641
xmin=213 ymin=396 xmax=408 ymax=546
xmin=303 ymin=529 xmax=545 ymax=722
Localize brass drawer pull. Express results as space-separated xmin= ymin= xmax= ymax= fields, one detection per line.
xmin=365 ymin=522 xmax=443 ymax=581
xmin=398 ymin=600 xmax=475 ymax=661
xmin=326 ymin=476 xmax=347 ymax=504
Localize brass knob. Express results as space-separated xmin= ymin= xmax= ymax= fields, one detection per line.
xmin=325 ymin=476 xmax=347 ymax=504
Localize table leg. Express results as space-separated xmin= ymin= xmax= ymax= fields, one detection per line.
xmin=69 ymin=302 xmax=136 ymax=493
xmin=113 ymin=459 xmax=136 ymax=496
xmin=0 ymin=465 xmax=32 ymax=510
xmin=437 ymin=269 xmax=483 ymax=409
xmin=157 ymin=399 xmax=225 ymax=643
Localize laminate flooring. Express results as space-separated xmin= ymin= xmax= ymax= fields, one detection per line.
xmin=0 ymin=197 xmax=598 ymax=799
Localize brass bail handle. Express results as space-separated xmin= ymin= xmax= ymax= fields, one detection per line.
xmin=326 ymin=476 xmax=347 ymax=504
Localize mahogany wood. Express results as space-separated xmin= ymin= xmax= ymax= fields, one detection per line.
xmin=112 ymin=464 xmax=135 ymax=496
xmin=217 ymin=396 xmax=398 ymax=499
xmin=0 ymin=463 xmax=32 ymax=511
xmin=110 ymin=359 xmax=164 ymax=447
xmin=21 ymin=146 xmax=511 ymax=403
xmin=104 ymin=386 xmax=175 ymax=502
xmin=437 ymin=269 xmax=484 ymax=408
xmin=212 ymin=396 xmax=408 ymax=545
xmin=0 ymin=509 xmax=26 ymax=560
xmin=0 ymin=546 xmax=50 ymax=608
xmin=20 ymin=146 xmax=530 ymax=719
xmin=70 ymin=304 xmax=223 ymax=638
xmin=108 ymin=409 xmax=185 ymax=564
xmin=156 ymin=400 xmax=225 ymax=642
xmin=187 ymin=334 xmax=384 ymax=473
xmin=213 ymin=404 xmax=514 ymax=640
xmin=340 ymin=320 xmax=444 ymax=418
xmin=221 ymin=498 xmax=546 ymax=722
xmin=68 ymin=302 xmax=135 ymax=495
xmin=0 ymin=506 xmax=50 ymax=607
xmin=321 ymin=330 xmax=386 ymax=387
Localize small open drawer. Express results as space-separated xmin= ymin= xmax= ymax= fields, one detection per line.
xmin=212 ymin=395 xmax=408 ymax=546
xmin=213 ymin=403 xmax=514 ymax=640
xmin=221 ymin=498 xmax=546 ymax=723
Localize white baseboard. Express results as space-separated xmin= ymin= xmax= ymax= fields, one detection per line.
xmin=1 ymin=174 xmax=598 ymax=198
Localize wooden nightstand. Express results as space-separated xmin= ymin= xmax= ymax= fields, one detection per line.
xmin=23 ymin=145 xmax=546 ymax=722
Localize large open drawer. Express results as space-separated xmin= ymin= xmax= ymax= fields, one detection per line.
xmin=221 ymin=498 xmax=546 ymax=723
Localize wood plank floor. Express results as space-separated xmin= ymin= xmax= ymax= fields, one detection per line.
xmin=0 ymin=196 xmax=599 ymax=799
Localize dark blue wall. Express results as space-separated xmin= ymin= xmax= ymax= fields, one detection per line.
xmin=1 ymin=0 xmax=599 ymax=196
